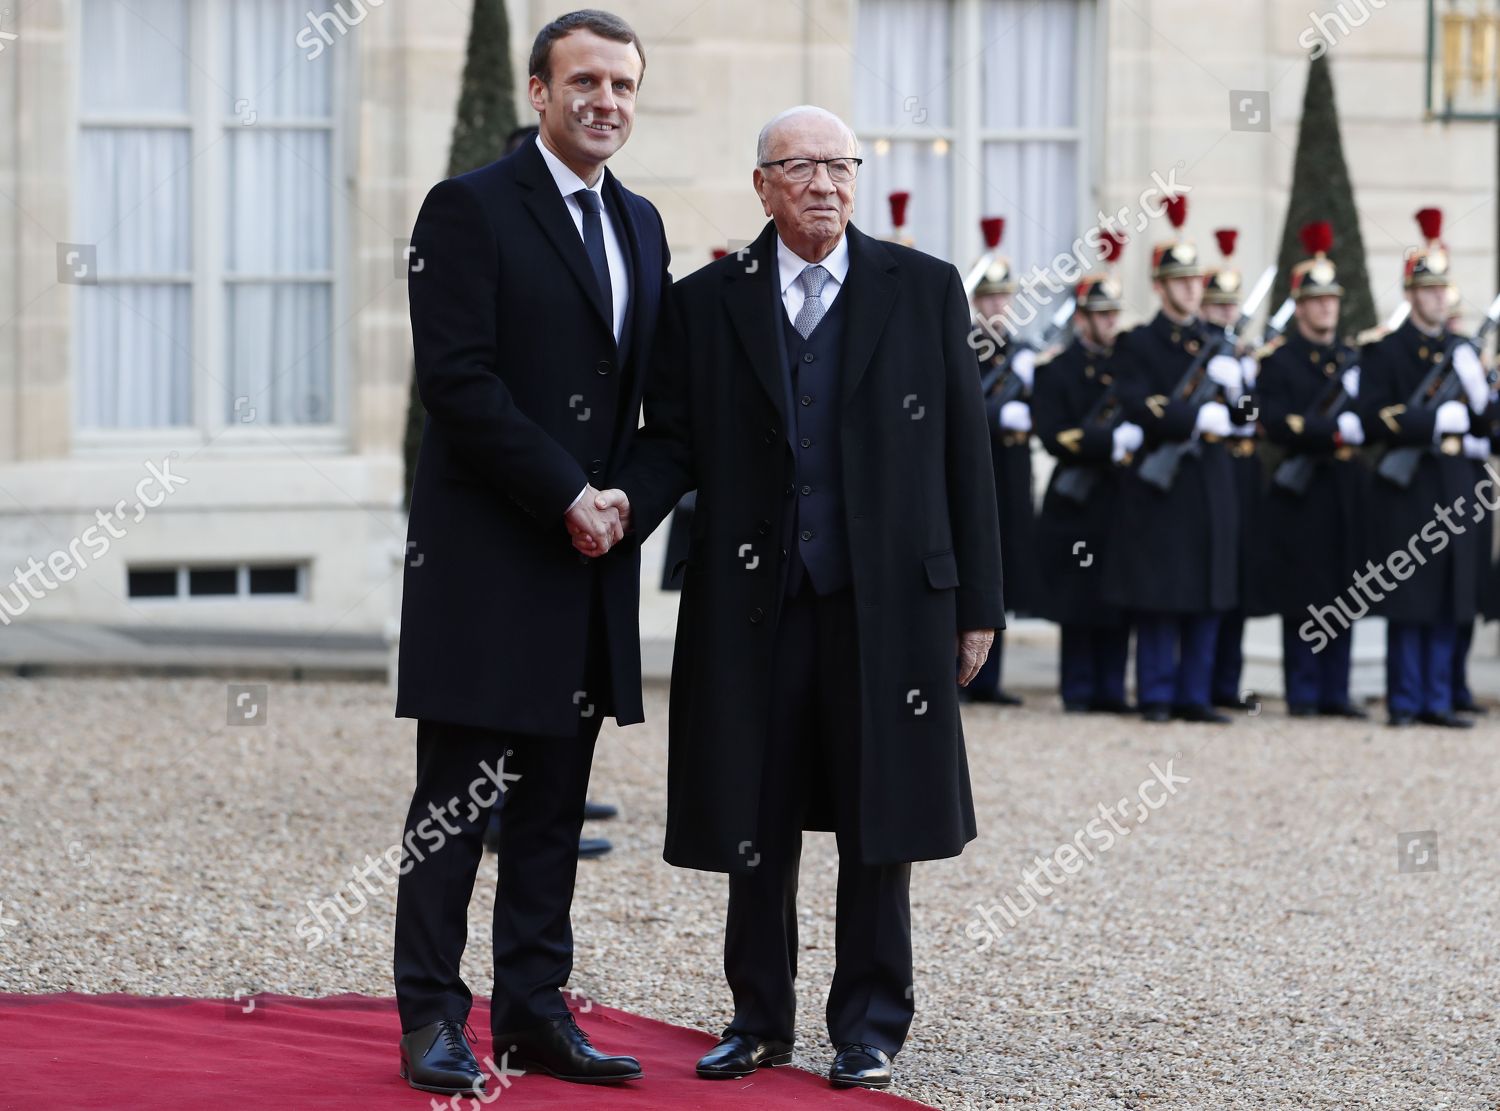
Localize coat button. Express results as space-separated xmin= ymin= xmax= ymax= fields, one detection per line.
xmin=764 ymin=427 xmax=778 ymax=444
xmin=596 ymin=360 xmax=612 ymax=375
xmin=800 ymin=485 xmax=812 ymax=495
xmin=749 ymin=607 xmax=764 ymax=624
xmin=800 ymin=437 xmax=812 ymax=448
xmin=801 ymin=394 xmax=813 ymax=406
xmin=757 ymin=519 xmax=770 ymax=535
xmin=801 ymin=529 xmax=813 ymax=541
xmin=802 ymin=352 xmax=815 ymax=364
xmin=588 ymin=459 xmax=603 ymax=477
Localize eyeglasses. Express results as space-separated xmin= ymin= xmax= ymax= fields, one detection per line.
xmin=759 ymin=157 xmax=863 ymax=184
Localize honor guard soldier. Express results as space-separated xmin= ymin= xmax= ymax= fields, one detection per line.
xmin=1032 ymin=230 xmax=1137 ymax=713
xmin=1444 ymin=284 xmax=1495 ymax=715
xmin=1257 ymin=222 xmax=1368 ymax=717
xmin=1358 ymin=208 xmax=1488 ymax=727
xmin=1201 ymin=228 xmax=1267 ymax=710
xmin=967 ymin=217 xmax=1040 ymax=704
xmin=1101 ymin=196 xmax=1244 ymax=723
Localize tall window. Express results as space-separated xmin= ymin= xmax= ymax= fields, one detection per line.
xmin=76 ymin=0 xmax=340 ymax=436
xmin=854 ymin=0 xmax=1092 ymax=277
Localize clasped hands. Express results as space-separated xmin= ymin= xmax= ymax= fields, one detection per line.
xmin=566 ymin=485 xmax=633 ymax=556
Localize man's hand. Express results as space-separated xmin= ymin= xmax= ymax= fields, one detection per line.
xmin=566 ymin=484 xmax=623 ymax=556
xmin=593 ymin=488 xmax=632 ymax=535
xmin=956 ymin=629 xmax=995 ymax=687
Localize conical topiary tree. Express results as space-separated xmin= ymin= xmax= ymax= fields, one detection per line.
xmin=403 ymin=0 xmax=518 ymax=508
xmin=1270 ymin=52 xmax=1376 ymax=338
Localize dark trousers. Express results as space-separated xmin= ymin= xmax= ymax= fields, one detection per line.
xmin=1454 ymin=620 xmax=1474 ymax=706
xmin=1059 ymin=624 xmax=1129 ymax=706
xmin=394 ymin=586 xmax=610 ymax=1036
xmin=1135 ymin=613 xmax=1221 ymax=710
xmin=1212 ymin=611 xmax=1245 ymax=704
xmin=724 ymin=586 xmax=913 ymax=1058
xmin=973 ymin=629 xmax=1005 ymax=694
xmin=1281 ymin=617 xmax=1353 ymax=710
xmin=1386 ymin=621 xmax=1458 ymax=716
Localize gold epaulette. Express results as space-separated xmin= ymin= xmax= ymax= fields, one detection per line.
xmin=1253 ymin=335 xmax=1286 ymax=361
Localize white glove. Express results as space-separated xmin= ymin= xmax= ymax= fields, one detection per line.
xmin=1434 ymin=398 xmax=1471 ymax=437
xmin=1194 ymin=401 xmax=1233 ymax=439
xmin=1111 ymin=421 xmax=1143 ymax=463
xmin=1206 ymin=354 xmax=1243 ymax=400
xmin=1463 ymin=434 xmax=1492 ymax=460
xmin=1341 ymin=366 xmax=1360 ymax=399
xmin=1336 ymin=410 xmax=1365 ymax=446
xmin=1010 ymin=348 xmax=1037 ymax=390
xmin=1239 ymin=355 xmax=1258 ymax=389
xmin=998 ymin=399 xmax=1032 ymax=432
xmin=1452 ymin=343 xmax=1488 ymax=412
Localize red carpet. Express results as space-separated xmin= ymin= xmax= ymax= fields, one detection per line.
xmin=0 ymin=992 xmax=937 ymax=1109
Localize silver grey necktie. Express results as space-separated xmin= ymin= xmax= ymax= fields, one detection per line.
xmin=792 ymin=265 xmax=829 ymax=338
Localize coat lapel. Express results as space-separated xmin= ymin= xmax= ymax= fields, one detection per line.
xmin=725 ymin=222 xmax=791 ymax=436
xmin=838 ymin=225 xmax=898 ymax=405
xmin=514 ymin=140 xmax=614 ymax=335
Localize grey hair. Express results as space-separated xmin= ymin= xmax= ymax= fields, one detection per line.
xmin=755 ymin=105 xmax=861 ymax=165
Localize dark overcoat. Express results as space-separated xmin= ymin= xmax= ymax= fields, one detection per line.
xmin=1100 ymin=313 xmax=1241 ymax=614
xmin=1030 ymin=338 xmax=1126 ymax=626
xmin=397 ymin=140 xmax=670 ymax=736
xmin=618 ymin=221 xmax=1004 ymax=872
xmin=1357 ymin=321 xmax=1483 ymax=624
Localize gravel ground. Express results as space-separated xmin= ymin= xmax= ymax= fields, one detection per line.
xmin=0 ymin=675 xmax=1496 ymax=1109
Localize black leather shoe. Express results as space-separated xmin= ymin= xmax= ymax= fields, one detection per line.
xmin=1287 ymin=703 xmax=1318 ymax=718
xmin=583 ymin=799 xmax=619 ymax=820
xmin=1454 ymin=697 xmax=1488 ymax=715
xmin=1388 ymin=712 xmax=1417 ymax=727
xmin=1063 ymin=700 xmax=1091 ymax=714
xmin=400 ymin=1020 xmax=486 ymax=1096
xmin=1418 ymin=711 xmax=1474 ymax=729
xmin=696 ymin=1031 xmax=793 ymax=1079
xmin=1090 ymin=699 xmax=1135 ymax=715
xmin=1212 ymin=694 xmax=1247 ymax=710
xmin=1140 ymin=702 xmax=1172 ymax=723
xmin=1319 ymin=702 xmax=1368 ymax=719
xmin=500 ymin=1012 xmax=642 ymax=1084
xmin=1174 ymin=704 xmax=1231 ymax=725
xmin=578 ymin=837 xmax=613 ymax=859
xmin=829 ymin=1044 xmax=892 ymax=1090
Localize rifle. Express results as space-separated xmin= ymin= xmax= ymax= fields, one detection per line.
xmin=1052 ymin=373 xmax=1124 ymax=505
xmin=1271 ymin=366 xmax=1354 ymax=497
xmin=1038 ymin=297 xmax=1077 ymax=349
xmin=1135 ymin=265 xmax=1276 ymax=493
xmin=1375 ymin=289 xmax=1500 ymax=489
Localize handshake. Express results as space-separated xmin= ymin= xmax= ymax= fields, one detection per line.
xmin=566 ymin=484 xmax=632 ymax=556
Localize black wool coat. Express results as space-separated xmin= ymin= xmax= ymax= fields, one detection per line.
xmin=618 ymin=221 xmax=1004 ymax=872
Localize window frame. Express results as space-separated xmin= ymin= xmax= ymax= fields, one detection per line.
xmin=71 ymin=0 xmax=352 ymax=455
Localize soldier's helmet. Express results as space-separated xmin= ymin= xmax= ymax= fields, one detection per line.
xmin=1202 ymin=228 xmax=1243 ymax=305
xmin=1290 ymin=220 xmax=1343 ymax=299
xmin=973 ymin=216 xmax=1019 ymax=296
xmin=1151 ymin=194 xmax=1203 ymax=280
xmin=1076 ymin=229 xmax=1125 ymax=311
xmin=1403 ymin=207 xmax=1450 ymax=288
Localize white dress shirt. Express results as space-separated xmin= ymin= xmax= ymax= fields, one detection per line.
xmin=535 ymin=136 xmax=631 ymax=514
xmin=776 ymin=234 xmax=850 ymax=324
xmin=535 ymin=135 xmax=630 ymax=343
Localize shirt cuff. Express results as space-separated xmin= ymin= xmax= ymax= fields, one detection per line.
xmin=565 ymin=485 xmax=588 ymax=514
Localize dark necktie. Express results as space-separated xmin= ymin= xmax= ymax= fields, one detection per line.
xmin=573 ymin=188 xmax=613 ymax=321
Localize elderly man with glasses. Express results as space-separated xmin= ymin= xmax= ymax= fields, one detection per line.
xmin=586 ymin=105 xmax=1003 ymax=1090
